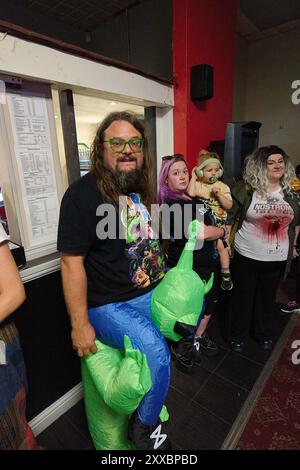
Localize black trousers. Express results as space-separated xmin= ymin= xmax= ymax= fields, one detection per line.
xmin=228 ymin=251 xmax=285 ymax=342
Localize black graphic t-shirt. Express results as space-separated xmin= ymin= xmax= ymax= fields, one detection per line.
xmin=57 ymin=173 xmax=165 ymax=307
xmin=163 ymin=197 xmax=218 ymax=277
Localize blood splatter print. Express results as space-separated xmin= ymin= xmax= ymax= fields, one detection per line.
xmin=259 ymin=215 xmax=291 ymax=249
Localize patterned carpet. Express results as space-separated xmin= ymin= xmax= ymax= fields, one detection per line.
xmin=222 ymin=315 xmax=300 ymax=450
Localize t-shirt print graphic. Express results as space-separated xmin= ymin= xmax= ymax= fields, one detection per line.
xmin=253 ymin=195 xmax=293 ymax=249
xmin=121 ymin=194 xmax=165 ymax=289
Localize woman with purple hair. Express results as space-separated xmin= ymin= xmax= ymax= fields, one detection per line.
xmin=158 ymin=155 xmax=225 ymax=372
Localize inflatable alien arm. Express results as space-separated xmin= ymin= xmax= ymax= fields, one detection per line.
xmin=82 ymin=336 xmax=152 ymax=415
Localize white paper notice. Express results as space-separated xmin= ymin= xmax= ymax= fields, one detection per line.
xmin=7 ymin=93 xmax=59 ymax=246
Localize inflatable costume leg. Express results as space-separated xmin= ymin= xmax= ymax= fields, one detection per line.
xmin=88 ymin=290 xmax=170 ymax=426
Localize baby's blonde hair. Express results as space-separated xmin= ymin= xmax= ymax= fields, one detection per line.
xmin=197 ymin=149 xmax=222 ymax=167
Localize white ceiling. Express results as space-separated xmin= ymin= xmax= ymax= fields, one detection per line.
xmin=73 ymin=93 xmax=144 ymax=125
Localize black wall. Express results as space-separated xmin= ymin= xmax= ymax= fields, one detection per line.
xmin=2 ymin=0 xmax=173 ymax=80
xmin=12 ymin=271 xmax=80 ymax=420
xmin=91 ymin=0 xmax=173 ymax=80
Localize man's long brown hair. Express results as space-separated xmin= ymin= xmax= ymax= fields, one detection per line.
xmin=90 ymin=111 xmax=155 ymax=211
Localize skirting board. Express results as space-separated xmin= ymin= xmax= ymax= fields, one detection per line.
xmin=28 ymin=382 xmax=83 ymax=436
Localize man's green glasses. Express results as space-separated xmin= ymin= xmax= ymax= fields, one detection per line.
xmin=104 ymin=137 xmax=144 ymax=153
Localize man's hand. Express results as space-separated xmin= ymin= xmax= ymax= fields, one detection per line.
xmin=71 ymin=322 xmax=98 ymax=357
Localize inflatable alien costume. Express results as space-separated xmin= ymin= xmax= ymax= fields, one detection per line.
xmin=82 ymin=220 xmax=212 ymax=449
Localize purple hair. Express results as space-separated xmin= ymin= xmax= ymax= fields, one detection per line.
xmin=157 ymin=156 xmax=189 ymax=204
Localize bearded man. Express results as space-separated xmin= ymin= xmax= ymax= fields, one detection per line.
xmin=57 ymin=111 xmax=171 ymax=450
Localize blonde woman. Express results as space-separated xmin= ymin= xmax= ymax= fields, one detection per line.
xmin=227 ymin=146 xmax=299 ymax=353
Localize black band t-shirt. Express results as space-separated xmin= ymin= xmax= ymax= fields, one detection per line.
xmin=164 ymin=197 xmax=219 ymax=277
xmin=57 ymin=173 xmax=166 ymax=307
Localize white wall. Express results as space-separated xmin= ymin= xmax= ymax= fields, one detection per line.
xmin=0 ymin=35 xmax=173 ymax=107
xmin=76 ymin=123 xmax=98 ymax=148
xmin=234 ymin=29 xmax=300 ymax=165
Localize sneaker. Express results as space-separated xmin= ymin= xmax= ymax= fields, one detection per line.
xmin=221 ymin=272 xmax=233 ymax=291
xmin=170 ymin=338 xmax=194 ymax=373
xmin=260 ymin=339 xmax=273 ymax=351
xmin=230 ymin=340 xmax=244 ymax=353
xmin=128 ymin=411 xmax=172 ymax=450
xmin=194 ymin=333 xmax=219 ymax=357
xmin=280 ymin=300 xmax=300 ymax=314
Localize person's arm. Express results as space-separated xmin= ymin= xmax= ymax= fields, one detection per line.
xmin=211 ymin=187 xmax=233 ymax=210
xmin=293 ymin=225 xmax=300 ymax=258
xmin=187 ymin=167 xmax=199 ymax=197
xmin=60 ymin=253 xmax=97 ymax=357
xmin=0 ymin=242 xmax=26 ymax=323
xmin=203 ymin=224 xmax=226 ymax=241
xmin=227 ymin=201 xmax=240 ymax=225
xmin=225 ymin=224 xmax=233 ymax=256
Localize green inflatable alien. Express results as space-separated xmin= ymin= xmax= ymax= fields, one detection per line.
xmin=151 ymin=219 xmax=213 ymax=341
xmin=82 ymin=220 xmax=211 ymax=449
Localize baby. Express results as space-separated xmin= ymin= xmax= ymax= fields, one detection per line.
xmin=187 ymin=149 xmax=233 ymax=290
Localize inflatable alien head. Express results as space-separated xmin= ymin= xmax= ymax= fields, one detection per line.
xmin=81 ymin=336 xmax=169 ymax=450
xmin=81 ymin=336 xmax=151 ymax=450
xmin=151 ymin=220 xmax=213 ymax=342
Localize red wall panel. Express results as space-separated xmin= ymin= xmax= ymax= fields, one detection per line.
xmin=173 ymin=0 xmax=237 ymax=168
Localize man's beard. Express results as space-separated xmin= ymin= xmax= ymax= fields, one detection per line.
xmin=113 ymin=168 xmax=144 ymax=194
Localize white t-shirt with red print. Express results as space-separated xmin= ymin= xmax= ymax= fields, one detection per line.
xmin=234 ymin=189 xmax=294 ymax=261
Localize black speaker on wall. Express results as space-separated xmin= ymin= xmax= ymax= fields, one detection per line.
xmin=190 ymin=64 xmax=214 ymax=101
